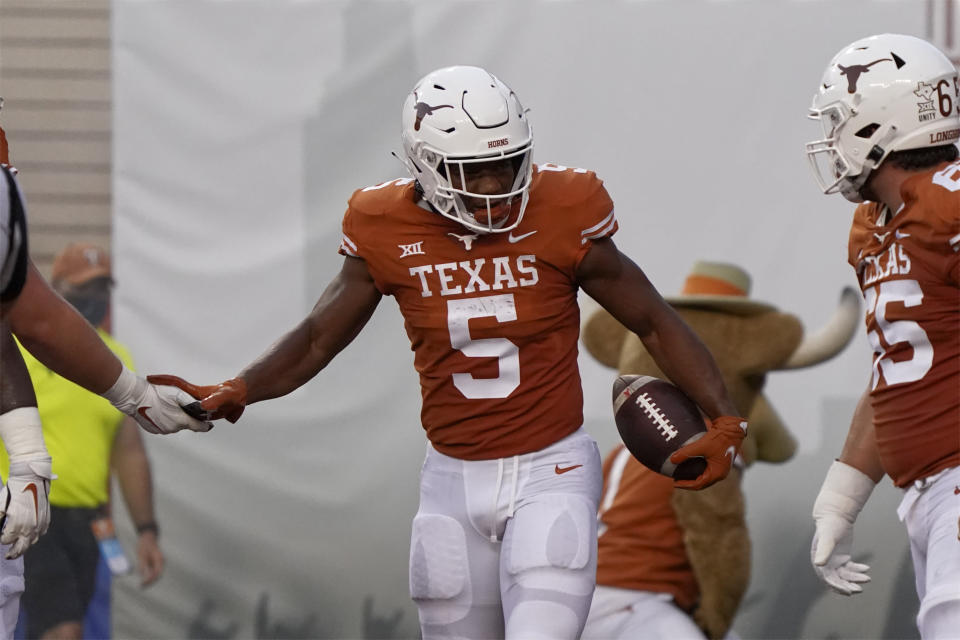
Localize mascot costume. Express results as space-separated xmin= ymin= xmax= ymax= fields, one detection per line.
xmin=581 ymin=261 xmax=859 ymax=639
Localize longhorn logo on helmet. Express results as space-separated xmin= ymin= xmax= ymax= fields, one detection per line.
xmin=413 ymin=102 xmax=453 ymax=131
xmin=838 ymin=54 xmax=905 ymax=93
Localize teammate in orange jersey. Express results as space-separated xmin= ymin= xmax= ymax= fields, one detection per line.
xmin=151 ymin=65 xmax=745 ymax=639
xmin=805 ymin=34 xmax=960 ymax=638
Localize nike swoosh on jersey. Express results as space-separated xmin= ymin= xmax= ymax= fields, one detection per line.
xmin=508 ymin=230 xmax=538 ymax=243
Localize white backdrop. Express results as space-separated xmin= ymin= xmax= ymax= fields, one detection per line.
xmin=109 ymin=1 xmax=948 ymax=638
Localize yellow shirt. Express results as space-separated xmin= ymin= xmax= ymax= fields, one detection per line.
xmin=1 ymin=331 xmax=135 ymax=508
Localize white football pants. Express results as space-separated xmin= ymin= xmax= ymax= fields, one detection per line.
xmin=897 ymin=465 xmax=960 ymax=639
xmin=409 ymin=427 xmax=602 ymax=640
xmin=581 ymin=586 xmax=746 ymax=640
xmin=581 ymin=587 xmax=707 ymax=639
xmin=0 ymin=544 xmax=23 ymax=640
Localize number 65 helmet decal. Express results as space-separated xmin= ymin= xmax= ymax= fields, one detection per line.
xmin=806 ymin=33 xmax=960 ymax=202
xmin=399 ymin=66 xmax=534 ymax=234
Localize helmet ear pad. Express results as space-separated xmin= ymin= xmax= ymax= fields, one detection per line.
xmin=401 ymin=141 xmax=460 ymax=217
xmin=403 ymin=142 xmax=443 ymax=204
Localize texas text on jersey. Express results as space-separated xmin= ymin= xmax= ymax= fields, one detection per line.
xmin=340 ymin=163 xmax=617 ymax=460
xmin=847 ymin=160 xmax=960 ymax=487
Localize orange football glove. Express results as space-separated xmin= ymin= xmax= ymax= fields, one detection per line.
xmin=145 ymin=375 xmax=247 ymax=424
xmin=670 ymin=415 xmax=747 ymax=490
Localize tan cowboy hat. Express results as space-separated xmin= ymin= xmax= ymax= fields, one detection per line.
xmin=665 ymin=261 xmax=776 ymax=316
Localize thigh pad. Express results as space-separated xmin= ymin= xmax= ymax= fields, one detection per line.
xmin=505 ymin=494 xmax=594 ymax=575
xmin=409 ymin=514 xmax=468 ymax=600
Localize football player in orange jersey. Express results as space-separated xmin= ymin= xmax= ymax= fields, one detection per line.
xmin=805 ymin=34 xmax=960 ymax=639
xmin=151 ymin=65 xmax=746 ymax=639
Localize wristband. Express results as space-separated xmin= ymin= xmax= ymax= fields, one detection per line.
xmin=136 ymin=522 xmax=159 ymax=537
xmin=0 ymin=407 xmax=49 ymax=459
xmin=102 ymin=365 xmax=147 ymax=415
xmin=813 ymin=460 xmax=876 ymax=520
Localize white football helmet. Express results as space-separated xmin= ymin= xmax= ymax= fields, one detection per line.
xmin=400 ymin=66 xmax=534 ymax=233
xmin=806 ymin=34 xmax=960 ymax=202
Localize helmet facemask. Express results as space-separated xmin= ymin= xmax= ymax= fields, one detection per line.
xmin=422 ymin=144 xmax=533 ymax=233
xmin=806 ymin=101 xmax=890 ymax=203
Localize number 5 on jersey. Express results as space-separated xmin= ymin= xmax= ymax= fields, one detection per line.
xmin=448 ymin=294 xmax=520 ymax=399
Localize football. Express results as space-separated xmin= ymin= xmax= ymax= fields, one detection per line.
xmin=612 ymin=375 xmax=708 ymax=481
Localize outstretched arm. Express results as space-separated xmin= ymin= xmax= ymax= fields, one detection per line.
xmin=240 ymin=255 xmax=382 ymax=404
xmin=151 ymin=255 xmax=383 ymax=420
xmin=3 ymin=261 xmax=211 ymax=434
xmin=5 ymin=261 xmax=121 ymax=393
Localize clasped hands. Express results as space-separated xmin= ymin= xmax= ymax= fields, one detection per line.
xmin=145 ymin=375 xmax=248 ymax=423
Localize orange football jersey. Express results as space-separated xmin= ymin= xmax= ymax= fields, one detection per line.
xmin=340 ymin=164 xmax=618 ymax=460
xmin=847 ymin=160 xmax=960 ymax=487
xmin=595 ymin=445 xmax=698 ymax=612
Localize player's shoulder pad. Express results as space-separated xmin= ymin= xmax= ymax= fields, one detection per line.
xmin=847 ymin=203 xmax=879 ymax=266
xmin=347 ymin=177 xmax=416 ymax=219
xmin=913 ymin=162 xmax=960 ymax=232
xmin=530 ymin=163 xmax=607 ymax=207
xmin=850 ymin=202 xmax=878 ymax=235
